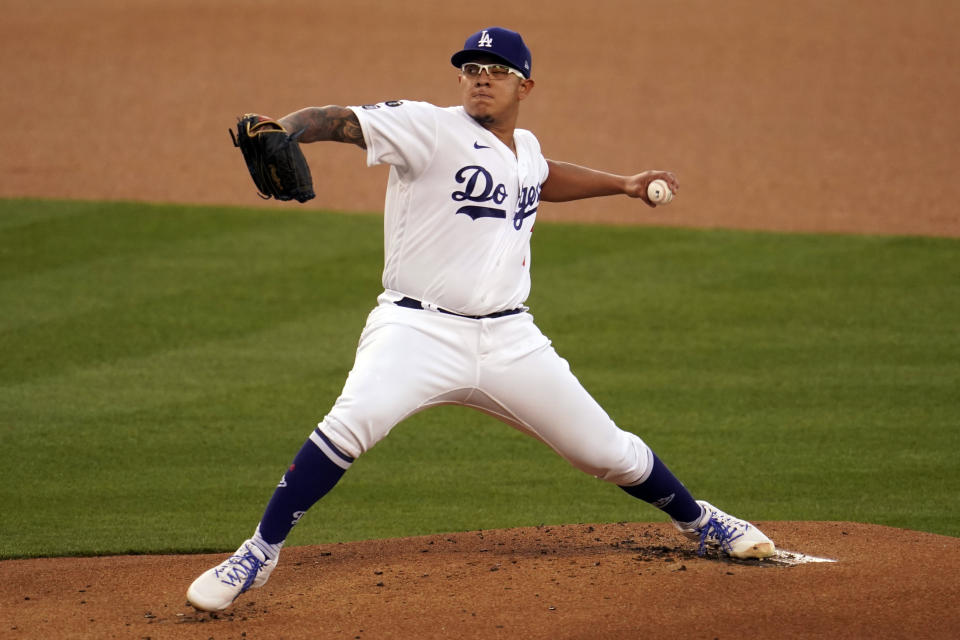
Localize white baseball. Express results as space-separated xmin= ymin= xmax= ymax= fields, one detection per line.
xmin=646 ymin=179 xmax=673 ymax=205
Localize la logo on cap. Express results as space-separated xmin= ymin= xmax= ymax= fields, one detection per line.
xmin=451 ymin=27 xmax=532 ymax=79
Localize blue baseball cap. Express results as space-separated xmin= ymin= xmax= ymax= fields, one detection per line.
xmin=451 ymin=27 xmax=532 ymax=78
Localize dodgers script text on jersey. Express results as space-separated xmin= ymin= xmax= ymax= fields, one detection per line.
xmin=350 ymin=100 xmax=548 ymax=317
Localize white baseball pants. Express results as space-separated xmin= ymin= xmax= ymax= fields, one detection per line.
xmin=318 ymin=293 xmax=653 ymax=486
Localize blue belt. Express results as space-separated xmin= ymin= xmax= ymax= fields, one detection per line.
xmin=394 ymin=296 xmax=523 ymax=320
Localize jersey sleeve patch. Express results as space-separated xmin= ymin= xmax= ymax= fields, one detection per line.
xmin=350 ymin=101 xmax=435 ymax=176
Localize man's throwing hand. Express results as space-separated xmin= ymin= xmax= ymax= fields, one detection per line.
xmin=627 ymin=171 xmax=678 ymax=207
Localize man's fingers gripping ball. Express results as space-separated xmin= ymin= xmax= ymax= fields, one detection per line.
xmin=646 ymin=178 xmax=674 ymax=206
xmin=230 ymin=114 xmax=316 ymax=203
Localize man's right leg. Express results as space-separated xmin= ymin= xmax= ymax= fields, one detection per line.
xmin=186 ymin=300 xmax=477 ymax=611
xmin=186 ymin=430 xmax=354 ymax=611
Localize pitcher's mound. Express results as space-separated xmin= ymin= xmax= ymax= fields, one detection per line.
xmin=2 ymin=521 xmax=957 ymax=639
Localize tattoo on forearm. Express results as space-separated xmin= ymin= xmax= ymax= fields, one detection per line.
xmin=290 ymin=106 xmax=366 ymax=148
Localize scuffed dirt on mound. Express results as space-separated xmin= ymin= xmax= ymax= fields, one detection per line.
xmin=2 ymin=521 xmax=958 ymax=639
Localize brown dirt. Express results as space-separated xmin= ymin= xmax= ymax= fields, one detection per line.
xmin=3 ymin=522 xmax=960 ymax=640
xmin=2 ymin=0 xmax=959 ymax=638
xmin=2 ymin=0 xmax=959 ymax=236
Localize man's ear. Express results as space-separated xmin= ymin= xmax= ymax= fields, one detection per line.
xmin=518 ymin=78 xmax=535 ymax=101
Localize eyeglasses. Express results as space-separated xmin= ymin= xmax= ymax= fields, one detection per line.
xmin=461 ymin=62 xmax=525 ymax=81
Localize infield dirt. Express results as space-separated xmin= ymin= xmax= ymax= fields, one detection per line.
xmin=2 ymin=1 xmax=959 ymax=638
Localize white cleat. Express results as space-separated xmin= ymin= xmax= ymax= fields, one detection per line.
xmin=186 ymin=540 xmax=277 ymax=611
xmin=673 ymin=500 xmax=776 ymax=559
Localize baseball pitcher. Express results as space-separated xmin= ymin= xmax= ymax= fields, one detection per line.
xmin=188 ymin=27 xmax=775 ymax=612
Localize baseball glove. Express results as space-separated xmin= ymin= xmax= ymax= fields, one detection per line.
xmin=230 ymin=114 xmax=315 ymax=203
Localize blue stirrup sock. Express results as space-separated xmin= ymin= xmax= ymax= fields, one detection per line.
xmin=255 ymin=428 xmax=354 ymax=547
xmin=619 ymin=451 xmax=703 ymax=524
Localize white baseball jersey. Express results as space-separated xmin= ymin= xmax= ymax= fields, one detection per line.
xmin=349 ymin=100 xmax=549 ymax=316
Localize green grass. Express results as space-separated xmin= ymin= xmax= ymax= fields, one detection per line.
xmin=1 ymin=197 xmax=957 ymax=558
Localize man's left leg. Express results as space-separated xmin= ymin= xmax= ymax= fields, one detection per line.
xmin=475 ymin=316 xmax=775 ymax=558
